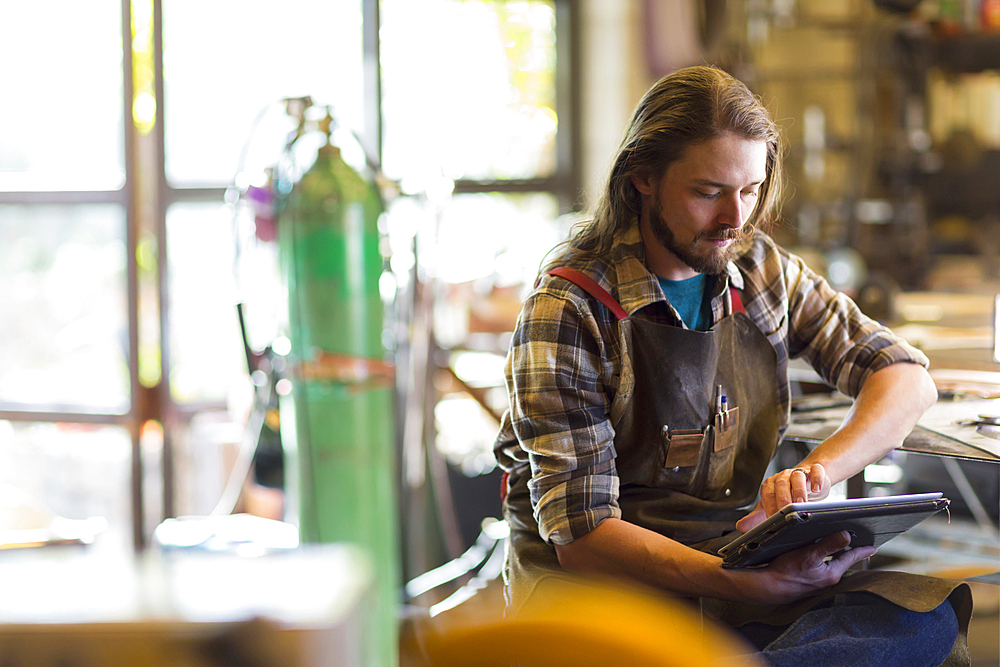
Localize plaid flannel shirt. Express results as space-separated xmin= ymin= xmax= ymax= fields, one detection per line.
xmin=493 ymin=222 xmax=928 ymax=546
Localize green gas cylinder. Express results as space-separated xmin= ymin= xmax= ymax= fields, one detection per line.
xmin=278 ymin=140 xmax=399 ymax=667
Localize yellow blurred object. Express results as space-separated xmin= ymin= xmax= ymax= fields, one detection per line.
xmin=416 ymin=575 xmax=764 ymax=667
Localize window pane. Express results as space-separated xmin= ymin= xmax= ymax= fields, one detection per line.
xmin=381 ymin=0 xmax=558 ymax=183
xmin=0 ymin=205 xmax=129 ymax=410
xmin=166 ymin=202 xmax=250 ymax=404
xmin=0 ymin=1 xmax=124 ymax=191
xmin=162 ymin=0 xmax=365 ymax=187
xmin=430 ymin=192 xmax=563 ymax=285
xmin=409 ymin=192 xmax=567 ymax=347
xmin=0 ymin=421 xmax=132 ymax=551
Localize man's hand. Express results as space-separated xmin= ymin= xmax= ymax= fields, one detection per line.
xmin=554 ymin=517 xmax=871 ymax=607
xmin=733 ymin=530 xmax=876 ymax=605
xmin=735 ymin=364 xmax=936 ymax=534
xmin=735 ymin=463 xmax=831 ymax=532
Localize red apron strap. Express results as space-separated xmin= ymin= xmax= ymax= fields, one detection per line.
xmin=729 ymin=287 xmax=745 ymax=315
xmin=547 ymin=267 xmax=629 ymax=321
xmin=549 ymin=267 xmax=742 ymax=320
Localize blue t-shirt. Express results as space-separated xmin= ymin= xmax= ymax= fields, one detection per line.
xmin=657 ymin=274 xmax=713 ymax=331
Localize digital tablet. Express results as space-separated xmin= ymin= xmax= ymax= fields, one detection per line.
xmin=718 ymin=492 xmax=949 ymax=569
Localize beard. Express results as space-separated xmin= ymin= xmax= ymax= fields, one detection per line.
xmin=648 ymin=200 xmax=742 ymax=276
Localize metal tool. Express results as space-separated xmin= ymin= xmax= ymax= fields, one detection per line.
xmin=955 ymin=414 xmax=1000 ymax=427
xmin=955 ymin=414 xmax=1000 ymax=440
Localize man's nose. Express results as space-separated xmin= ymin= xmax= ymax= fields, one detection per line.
xmin=718 ymin=193 xmax=744 ymax=228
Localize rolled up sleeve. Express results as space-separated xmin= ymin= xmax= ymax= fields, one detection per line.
xmin=506 ymin=290 xmax=622 ymax=545
xmin=784 ymin=253 xmax=928 ymax=397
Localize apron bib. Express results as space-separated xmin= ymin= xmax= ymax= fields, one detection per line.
xmin=505 ymin=267 xmax=779 ymax=601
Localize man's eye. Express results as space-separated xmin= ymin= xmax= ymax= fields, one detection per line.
xmin=699 ymin=191 xmax=720 ymax=199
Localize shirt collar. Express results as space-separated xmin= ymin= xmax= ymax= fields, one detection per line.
xmin=609 ymin=219 xmax=744 ymax=316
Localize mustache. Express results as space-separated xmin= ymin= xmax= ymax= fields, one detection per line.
xmin=697 ymin=228 xmax=742 ymax=242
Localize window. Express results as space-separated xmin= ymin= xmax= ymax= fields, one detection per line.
xmin=381 ymin=0 xmax=561 ymax=182
xmin=0 ymin=2 xmax=126 ymax=192
xmin=158 ymin=0 xmax=374 ymax=522
xmin=379 ymin=0 xmax=579 ymax=555
xmin=0 ymin=0 xmax=376 ymax=550
xmin=0 ymin=0 xmax=135 ymax=551
xmin=0 ymin=0 xmax=577 ymax=557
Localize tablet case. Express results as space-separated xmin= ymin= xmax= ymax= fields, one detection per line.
xmin=718 ymin=493 xmax=950 ymax=569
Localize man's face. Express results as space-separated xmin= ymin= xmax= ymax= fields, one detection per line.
xmin=636 ymin=133 xmax=768 ymax=280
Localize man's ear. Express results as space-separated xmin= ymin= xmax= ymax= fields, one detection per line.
xmin=631 ymin=173 xmax=655 ymax=196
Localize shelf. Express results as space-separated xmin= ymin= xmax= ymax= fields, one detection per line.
xmin=899 ymin=31 xmax=1000 ymax=73
xmin=935 ymin=33 xmax=1000 ymax=72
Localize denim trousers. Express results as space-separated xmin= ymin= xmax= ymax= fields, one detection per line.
xmin=735 ymin=592 xmax=960 ymax=667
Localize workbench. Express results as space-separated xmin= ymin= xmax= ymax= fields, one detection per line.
xmin=785 ymin=382 xmax=1000 ymax=544
xmin=0 ymin=544 xmax=375 ymax=667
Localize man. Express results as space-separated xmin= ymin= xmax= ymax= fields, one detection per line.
xmin=493 ymin=66 xmax=970 ymax=666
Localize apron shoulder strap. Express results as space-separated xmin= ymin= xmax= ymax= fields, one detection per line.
xmin=547 ymin=267 xmax=628 ymax=320
xmin=548 ymin=267 xmax=746 ymax=321
xmin=730 ymin=287 xmax=745 ymax=315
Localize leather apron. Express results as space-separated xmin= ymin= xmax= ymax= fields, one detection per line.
xmin=503 ymin=268 xmax=971 ymax=665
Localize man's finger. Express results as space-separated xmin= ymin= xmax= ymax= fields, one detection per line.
xmin=806 ymin=463 xmax=826 ymax=495
xmin=802 ymin=530 xmax=852 ymax=566
xmin=760 ymin=478 xmax=778 ymax=517
xmin=790 ymin=468 xmax=809 ymax=503
xmin=773 ymin=473 xmax=794 ymax=510
xmin=834 ymin=544 xmax=877 ymax=567
xmin=736 ymin=505 xmax=766 ymax=532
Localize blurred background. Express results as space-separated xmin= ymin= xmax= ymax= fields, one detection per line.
xmin=1 ymin=1 xmax=999 ymax=665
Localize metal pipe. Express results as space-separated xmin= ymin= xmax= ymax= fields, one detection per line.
xmin=122 ymin=0 xmax=145 ymax=552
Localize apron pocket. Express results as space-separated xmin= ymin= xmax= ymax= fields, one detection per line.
xmin=713 ymin=406 xmax=740 ymax=451
xmin=706 ymin=409 xmax=740 ymax=493
xmin=664 ymin=428 xmax=704 ymax=468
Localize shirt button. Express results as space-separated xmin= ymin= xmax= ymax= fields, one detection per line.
xmin=724 ymin=488 xmax=731 ymax=497
xmin=673 ymin=466 xmax=680 ymax=472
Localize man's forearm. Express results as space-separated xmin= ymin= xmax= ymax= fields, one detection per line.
xmin=800 ymin=361 xmax=937 ymax=485
xmin=554 ymin=518 xmax=729 ymax=598
xmin=739 ymin=362 xmax=937 ymax=533
xmin=553 ymin=517 xmax=874 ymax=605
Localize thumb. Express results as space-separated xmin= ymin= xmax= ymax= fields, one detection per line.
xmin=807 ymin=531 xmax=878 ymax=575
xmin=736 ymin=504 xmax=766 ymax=532
xmin=803 ymin=530 xmax=853 ymax=565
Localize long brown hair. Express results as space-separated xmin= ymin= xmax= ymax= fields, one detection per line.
xmin=546 ymin=65 xmax=783 ymax=271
